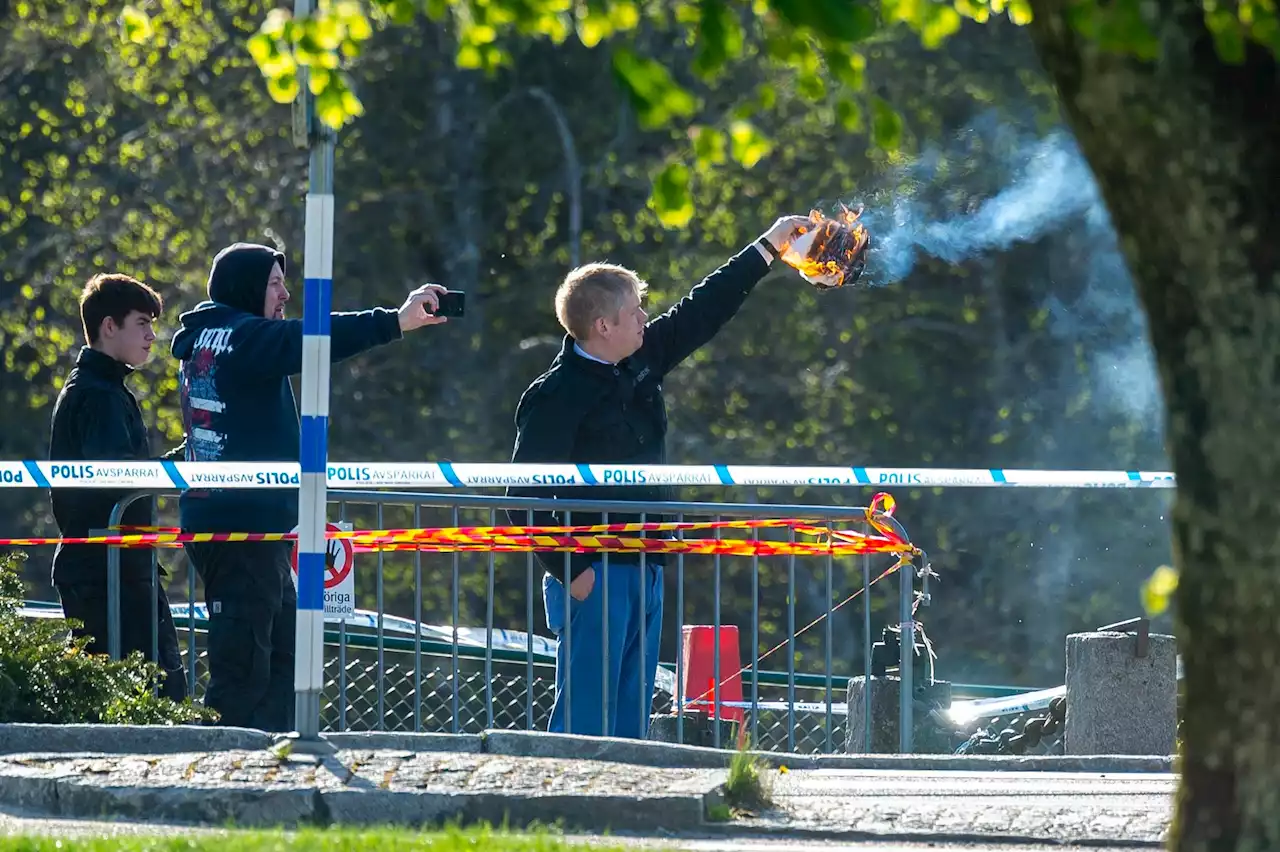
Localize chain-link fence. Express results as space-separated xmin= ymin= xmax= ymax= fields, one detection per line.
xmin=176 ymin=625 xmax=850 ymax=753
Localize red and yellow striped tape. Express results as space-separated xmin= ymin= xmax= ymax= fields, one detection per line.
xmin=0 ymin=495 xmax=913 ymax=558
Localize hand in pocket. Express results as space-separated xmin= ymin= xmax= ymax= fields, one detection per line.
xmin=569 ymin=567 xmax=596 ymax=601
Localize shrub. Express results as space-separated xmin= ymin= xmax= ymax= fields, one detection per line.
xmin=0 ymin=551 xmax=217 ymax=725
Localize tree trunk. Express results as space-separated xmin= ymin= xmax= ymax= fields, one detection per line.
xmin=1023 ymin=2 xmax=1279 ymax=849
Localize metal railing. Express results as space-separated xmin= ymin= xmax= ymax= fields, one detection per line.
xmin=100 ymin=488 xmax=928 ymax=752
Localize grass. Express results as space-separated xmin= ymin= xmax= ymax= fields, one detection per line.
xmin=721 ymin=741 xmax=773 ymax=814
xmin=0 ymin=824 xmax=641 ymax=852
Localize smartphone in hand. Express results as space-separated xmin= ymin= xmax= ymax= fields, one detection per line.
xmin=432 ymin=290 xmax=466 ymax=318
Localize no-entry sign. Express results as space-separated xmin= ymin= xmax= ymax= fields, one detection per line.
xmin=290 ymin=521 xmax=356 ymax=621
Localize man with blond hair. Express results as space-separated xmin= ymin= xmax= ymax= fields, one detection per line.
xmin=508 ymin=215 xmax=810 ymax=739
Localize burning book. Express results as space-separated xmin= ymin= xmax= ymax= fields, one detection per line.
xmin=781 ymin=205 xmax=871 ymax=290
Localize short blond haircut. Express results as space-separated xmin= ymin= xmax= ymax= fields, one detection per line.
xmin=554 ymin=262 xmax=648 ymax=341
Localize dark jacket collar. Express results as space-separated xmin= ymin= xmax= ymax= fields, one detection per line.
xmin=75 ymin=346 xmax=134 ymax=384
xmin=560 ymin=332 xmax=619 ymax=376
xmin=558 ymin=334 xmax=635 ymax=379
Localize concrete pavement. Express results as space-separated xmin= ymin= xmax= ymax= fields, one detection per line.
xmin=0 ymin=725 xmax=1176 ymax=847
xmin=759 ymin=768 xmax=1173 ymax=846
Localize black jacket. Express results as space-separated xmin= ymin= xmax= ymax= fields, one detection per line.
xmin=49 ymin=347 xmax=179 ymax=586
xmin=508 ymin=244 xmax=770 ymax=579
xmin=170 ymin=299 xmax=403 ymax=534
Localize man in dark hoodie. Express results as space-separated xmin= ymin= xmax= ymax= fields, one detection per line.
xmin=172 ymin=242 xmax=447 ymax=731
xmin=508 ymin=215 xmax=810 ymax=739
xmin=49 ymin=272 xmax=187 ymax=702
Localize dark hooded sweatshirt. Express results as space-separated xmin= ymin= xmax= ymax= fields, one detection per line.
xmin=48 ymin=347 xmax=177 ymax=586
xmin=171 ymin=243 xmax=403 ymax=534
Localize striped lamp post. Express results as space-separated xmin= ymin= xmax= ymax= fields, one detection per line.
xmin=291 ymin=0 xmax=333 ymax=742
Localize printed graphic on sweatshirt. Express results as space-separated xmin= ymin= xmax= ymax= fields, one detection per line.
xmin=181 ymin=332 xmax=231 ymax=461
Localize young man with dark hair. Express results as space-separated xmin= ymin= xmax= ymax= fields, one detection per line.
xmin=49 ymin=272 xmax=188 ymax=702
xmin=172 ymin=242 xmax=450 ymax=732
xmin=508 ymin=215 xmax=810 ymax=739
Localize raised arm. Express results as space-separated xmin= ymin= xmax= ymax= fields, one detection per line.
xmin=642 ymin=216 xmax=810 ymax=376
xmin=223 ymin=310 xmax=401 ymax=378
xmin=223 ymin=283 xmax=450 ymax=378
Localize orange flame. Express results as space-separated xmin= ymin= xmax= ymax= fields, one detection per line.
xmin=779 ymin=204 xmax=871 ymax=289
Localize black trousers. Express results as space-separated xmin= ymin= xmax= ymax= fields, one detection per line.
xmin=57 ymin=579 xmax=188 ymax=703
xmin=184 ymin=540 xmax=296 ymax=732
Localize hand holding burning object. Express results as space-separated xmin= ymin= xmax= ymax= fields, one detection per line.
xmin=778 ymin=205 xmax=872 ymax=290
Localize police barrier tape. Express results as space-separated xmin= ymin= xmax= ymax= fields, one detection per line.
xmin=945 ymin=685 xmax=1066 ymax=724
xmin=0 ymin=517 xmax=917 ymax=557
xmin=0 ymin=461 xmax=1177 ymax=489
xmin=0 ymin=495 xmax=914 ymax=555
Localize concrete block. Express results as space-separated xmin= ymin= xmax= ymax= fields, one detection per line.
xmin=0 ymin=723 xmax=271 ymax=755
xmin=1065 ymin=630 xmax=1177 ymax=755
xmin=323 ymin=732 xmax=483 ymax=753
xmin=455 ymin=792 xmax=711 ymax=833
xmin=846 ymin=676 xmax=953 ymax=754
xmin=481 ymin=729 xmax=730 ymax=768
xmin=0 ymin=773 xmax=59 ymax=812
xmin=320 ymin=789 xmax=468 ymax=827
xmin=53 ymin=780 xmax=317 ymax=827
xmin=647 ymin=712 xmax=738 ymax=749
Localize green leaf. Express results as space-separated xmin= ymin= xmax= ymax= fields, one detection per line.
xmin=692 ymin=125 xmax=728 ymax=168
xmin=694 ymin=0 xmax=744 ymax=77
xmin=649 ymin=162 xmax=695 ymax=228
xmin=315 ymin=81 xmax=354 ymax=128
xmin=256 ymin=41 xmax=298 ymax=80
xmin=119 ymin=5 xmax=154 ymax=44
xmin=610 ymin=0 xmax=641 ymax=29
xmin=797 ymin=71 xmax=826 ymax=100
xmin=577 ymin=2 xmax=613 ymax=48
xmin=764 ymin=30 xmax=806 ymax=63
xmin=1141 ymin=565 xmax=1179 ymax=616
xmin=466 ymin=23 xmax=499 ymax=45
xmin=338 ymin=1 xmax=374 ymax=41
xmin=870 ymin=97 xmax=903 ymax=150
xmin=1243 ymin=0 xmax=1280 ymax=55
xmin=308 ymin=13 xmax=345 ymax=50
xmin=341 ymin=86 xmax=365 ymax=120
xmin=1067 ymin=0 xmax=1158 ymax=59
xmin=458 ymin=44 xmax=484 ymax=68
xmin=259 ymin=7 xmax=293 ymax=38
xmin=1205 ymin=5 xmax=1247 ymax=63
xmin=836 ymin=97 xmax=862 ymax=130
xmin=612 ymin=48 xmax=699 ymax=129
xmin=953 ymin=0 xmax=992 ymax=23
xmin=309 ymin=66 xmax=331 ymax=96
xmin=825 ymin=49 xmax=866 ymax=91
xmin=770 ymin=0 xmax=879 ymax=42
xmin=386 ymin=0 xmax=417 ymax=25
xmin=728 ymin=120 xmax=774 ymax=168
xmin=266 ymin=71 xmax=300 ymax=104
xmin=246 ymin=32 xmax=275 ymax=66
xmin=920 ymin=4 xmax=963 ymax=47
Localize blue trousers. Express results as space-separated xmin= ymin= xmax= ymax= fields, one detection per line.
xmin=543 ymin=562 xmax=663 ymax=738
